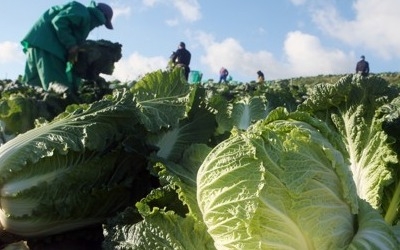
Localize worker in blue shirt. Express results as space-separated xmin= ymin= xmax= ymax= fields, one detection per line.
xmin=170 ymin=42 xmax=191 ymax=80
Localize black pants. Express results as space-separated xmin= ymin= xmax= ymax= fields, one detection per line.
xmin=176 ymin=64 xmax=190 ymax=80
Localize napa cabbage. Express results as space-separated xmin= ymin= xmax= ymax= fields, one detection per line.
xmin=197 ymin=108 xmax=399 ymax=249
xmin=0 ymin=90 xmax=148 ymax=237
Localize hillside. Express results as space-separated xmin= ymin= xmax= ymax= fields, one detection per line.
xmin=4 ymin=71 xmax=400 ymax=88
xmin=279 ymin=72 xmax=400 ymax=87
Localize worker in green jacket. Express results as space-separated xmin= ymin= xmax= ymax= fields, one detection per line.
xmin=21 ymin=1 xmax=114 ymax=93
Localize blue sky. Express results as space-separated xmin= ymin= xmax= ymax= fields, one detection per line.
xmin=0 ymin=0 xmax=399 ymax=83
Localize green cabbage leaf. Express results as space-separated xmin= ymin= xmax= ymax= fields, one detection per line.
xmin=103 ymin=143 xmax=215 ymax=249
xmin=132 ymin=69 xmax=190 ymax=132
xmin=103 ymin=207 xmax=215 ymax=250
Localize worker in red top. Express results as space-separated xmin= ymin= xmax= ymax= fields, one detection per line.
xmin=218 ymin=67 xmax=229 ymax=83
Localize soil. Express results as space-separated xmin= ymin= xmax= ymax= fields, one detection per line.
xmin=1 ymin=224 xmax=104 ymax=250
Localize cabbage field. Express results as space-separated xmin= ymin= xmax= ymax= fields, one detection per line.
xmin=0 ymin=70 xmax=399 ymax=249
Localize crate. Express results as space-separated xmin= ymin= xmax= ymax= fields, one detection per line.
xmin=189 ymin=71 xmax=202 ymax=84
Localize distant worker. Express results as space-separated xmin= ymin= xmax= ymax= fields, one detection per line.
xmin=170 ymin=42 xmax=191 ymax=80
xmin=218 ymin=67 xmax=229 ymax=83
xmin=21 ymin=1 xmax=114 ymax=93
xmin=356 ymin=55 xmax=370 ymax=76
xmin=257 ymin=70 xmax=265 ymax=83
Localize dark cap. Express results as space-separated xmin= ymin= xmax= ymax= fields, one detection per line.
xmin=179 ymin=42 xmax=185 ymax=48
xmin=361 ymin=55 xmax=365 ymax=59
xmin=97 ymin=3 xmax=113 ymax=29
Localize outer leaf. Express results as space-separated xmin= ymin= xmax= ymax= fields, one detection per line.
xmin=229 ymin=95 xmax=268 ymax=130
xmin=347 ymin=199 xmax=398 ymax=250
xmin=380 ymin=97 xmax=400 ymax=225
xmin=208 ymin=94 xmax=231 ymax=135
xmin=103 ymin=207 xmax=216 ymax=250
xmin=299 ymin=74 xmax=398 ymax=209
xmin=0 ymin=93 xmax=39 ymax=134
xmin=154 ymin=144 xmax=213 ymax=220
xmin=103 ymin=143 xmax=214 ymax=249
xmin=145 ymin=102 xmax=215 ymax=162
xmin=132 ymin=69 xmax=190 ymax=132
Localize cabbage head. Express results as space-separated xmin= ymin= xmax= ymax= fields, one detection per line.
xmin=197 ymin=108 xmax=398 ymax=249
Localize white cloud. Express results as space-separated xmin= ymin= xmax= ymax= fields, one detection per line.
xmin=199 ymin=37 xmax=276 ymax=80
xmin=166 ymin=18 xmax=179 ymax=27
xmin=283 ymin=31 xmax=354 ymax=76
xmin=141 ymin=0 xmax=201 ymax=22
xmin=142 ymin=0 xmax=161 ymax=7
xmin=257 ymin=27 xmax=266 ymax=35
xmin=110 ymin=52 xmax=168 ymax=81
xmin=172 ymin=0 xmax=201 ymax=22
xmin=312 ymin=0 xmax=400 ymax=59
xmin=194 ymin=32 xmax=284 ymax=81
xmin=0 ymin=41 xmax=24 ymax=64
xmin=290 ymin=0 xmax=307 ymax=6
xmin=112 ymin=6 xmax=131 ymax=19
xmin=194 ymin=30 xmax=353 ymax=81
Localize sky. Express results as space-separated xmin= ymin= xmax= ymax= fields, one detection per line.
xmin=0 ymin=0 xmax=399 ymax=83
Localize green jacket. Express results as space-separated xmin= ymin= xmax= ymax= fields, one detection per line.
xmin=21 ymin=1 xmax=106 ymax=61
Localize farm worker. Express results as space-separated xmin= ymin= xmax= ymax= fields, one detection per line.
xmin=355 ymin=55 xmax=370 ymax=77
xmin=170 ymin=42 xmax=191 ymax=80
xmin=257 ymin=70 xmax=265 ymax=83
xmin=21 ymin=1 xmax=114 ymax=93
xmin=218 ymin=67 xmax=229 ymax=83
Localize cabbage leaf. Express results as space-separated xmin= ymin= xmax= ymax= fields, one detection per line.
xmin=103 ymin=207 xmax=216 ymax=250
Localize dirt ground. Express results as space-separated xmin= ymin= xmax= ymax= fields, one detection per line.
xmin=1 ymin=224 xmax=104 ymax=250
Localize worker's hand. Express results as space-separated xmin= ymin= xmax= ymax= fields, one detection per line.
xmin=68 ymin=45 xmax=79 ymax=64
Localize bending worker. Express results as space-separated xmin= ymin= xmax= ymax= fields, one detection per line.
xmin=21 ymin=1 xmax=114 ymax=93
